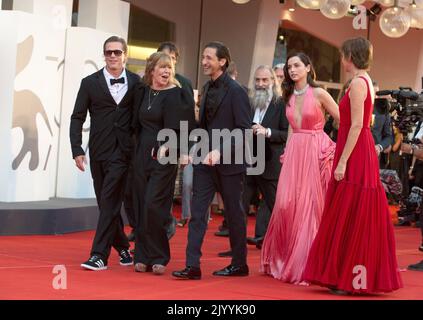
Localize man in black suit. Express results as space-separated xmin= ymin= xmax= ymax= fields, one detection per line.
xmin=173 ymin=42 xmax=252 ymax=279
xmin=372 ymin=82 xmax=393 ymax=168
xmin=243 ymin=65 xmax=288 ymax=248
xmin=372 ymin=97 xmax=393 ymax=168
xmin=70 ymin=36 xmax=140 ymax=271
xmin=157 ymin=42 xmax=193 ymax=94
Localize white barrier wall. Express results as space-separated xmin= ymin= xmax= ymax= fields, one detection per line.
xmin=13 ymin=0 xmax=73 ymax=28
xmin=56 ymin=27 xmax=113 ymax=199
xmin=78 ymin=0 xmax=130 ymax=40
xmin=0 ymin=11 xmax=66 ymax=201
xmin=0 ymin=1 xmax=130 ymax=202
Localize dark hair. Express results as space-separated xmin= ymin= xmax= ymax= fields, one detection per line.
xmin=341 ymin=37 xmax=373 ymax=70
xmin=204 ymin=41 xmax=231 ymax=71
xmin=282 ymin=52 xmax=320 ymax=103
xmin=227 ymin=61 xmax=238 ymax=78
xmin=103 ymin=36 xmax=127 ymax=53
xmin=157 ymin=41 xmax=179 ymax=60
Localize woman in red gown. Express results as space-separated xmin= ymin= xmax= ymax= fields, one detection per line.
xmin=303 ymin=37 xmax=403 ymax=294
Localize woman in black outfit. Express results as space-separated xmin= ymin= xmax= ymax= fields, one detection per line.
xmin=132 ymin=52 xmax=195 ymax=274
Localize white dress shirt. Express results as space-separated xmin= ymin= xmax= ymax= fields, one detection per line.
xmin=253 ymin=95 xmax=273 ymax=137
xmin=415 ymin=124 xmax=423 ymax=141
xmin=103 ymin=67 xmax=128 ymax=105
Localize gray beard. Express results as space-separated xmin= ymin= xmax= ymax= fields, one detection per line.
xmin=251 ymin=88 xmax=273 ymax=111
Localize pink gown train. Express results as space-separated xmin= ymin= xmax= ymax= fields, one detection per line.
xmin=260 ymin=87 xmax=335 ymax=284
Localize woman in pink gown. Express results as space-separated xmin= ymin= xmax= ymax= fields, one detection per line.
xmin=260 ymin=53 xmax=339 ymax=284
xmin=303 ymin=38 xmax=402 ymax=294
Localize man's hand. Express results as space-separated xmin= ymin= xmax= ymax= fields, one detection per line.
xmin=252 ymin=123 xmax=266 ymax=136
xmin=202 ymin=149 xmax=221 ymax=166
xmin=179 ymin=154 xmax=192 ymax=167
xmin=375 ymin=145 xmax=382 ymax=157
xmin=401 ymin=143 xmax=413 ymax=154
xmin=383 ymin=145 xmax=392 ymax=154
xmin=152 ymin=146 xmax=169 ymax=160
xmin=74 ymin=155 xmax=87 ymax=172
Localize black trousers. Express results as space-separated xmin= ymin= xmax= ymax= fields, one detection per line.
xmin=123 ymin=162 xmax=136 ymax=229
xmin=133 ymin=162 xmax=178 ymax=266
xmin=412 ymin=160 xmax=423 ymax=189
xmin=186 ymin=164 xmax=247 ymax=268
xmin=89 ymin=147 xmax=130 ymax=261
xmin=242 ymin=175 xmax=277 ymax=238
xmin=420 ymin=209 xmax=423 ymax=239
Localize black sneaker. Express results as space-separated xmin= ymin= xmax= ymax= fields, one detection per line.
xmin=119 ymin=249 xmax=133 ymax=266
xmin=81 ymin=256 xmax=107 ymax=271
xmin=177 ymin=218 xmax=188 ymax=227
xmin=408 ymin=260 xmax=423 ymax=272
xmin=419 ymin=243 xmax=423 ymax=252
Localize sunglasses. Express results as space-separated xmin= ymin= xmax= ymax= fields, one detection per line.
xmin=104 ymin=50 xmax=124 ymax=57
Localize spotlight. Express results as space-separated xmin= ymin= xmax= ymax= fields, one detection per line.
xmin=348 ymin=5 xmax=359 ymax=16
xmin=367 ymin=3 xmax=382 ymax=21
xmin=368 ymin=3 xmax=382 ymax=16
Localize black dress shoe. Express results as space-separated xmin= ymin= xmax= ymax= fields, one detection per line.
xmin=247 ymin=236 xmax=264 ymax=246
xmin=395 ymin=219 xmax=411 ymax=226
xmin=408 ymin=260 xmax=423 ymax=272
xmin=218 ymin=250 xmax=232 ymax=257
xmin=127 ymin=230 xmax=135 ymax=242
xmin=172 ymin=266 xmax=202 ymax=280
xmin=329 ymin=288 xmax=351 ymax=296
xmin=213 ymin=264 xmax=249 ymax=277
xmin=218 ymin=220 xmax=228 ymax=231
xmin=214 ymin=229 xmax=229 ymax=237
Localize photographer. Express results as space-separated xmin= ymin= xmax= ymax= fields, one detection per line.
xmin=401 ymin=122 xmax=423 ymax=272
xmin=401 ymin=142 xmax=423 ymax=160
xmin=401 ymin=121 xmax=423 ymax=185
xmin=372 ymin=82 xmax=393 ymax=168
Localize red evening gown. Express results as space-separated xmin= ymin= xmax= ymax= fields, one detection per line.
xmin=303 ymin=76 xmax=403 ymax=293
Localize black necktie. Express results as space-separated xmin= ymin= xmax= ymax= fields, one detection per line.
xmin=110 ymin=77 xmax=125 ymax=85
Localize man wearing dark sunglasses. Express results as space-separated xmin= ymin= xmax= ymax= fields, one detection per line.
xmin=70 ymin=36 xmax=141 ymax=271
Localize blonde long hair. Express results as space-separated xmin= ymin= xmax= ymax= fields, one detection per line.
xmin=143 ymin=52 xmax=181 ymax=87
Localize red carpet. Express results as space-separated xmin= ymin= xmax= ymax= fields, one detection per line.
xmin=0 ymin=207 xmax=422 ymax=300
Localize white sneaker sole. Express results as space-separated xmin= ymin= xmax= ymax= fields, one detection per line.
xmin=120 ymin=261 xmax=134 ymax=266
xmin=81 ymin=263 xmax=108 ymax=271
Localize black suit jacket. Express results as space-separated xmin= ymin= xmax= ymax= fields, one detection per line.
xmin=70 ymin=68 xmax=141 ymax=161
xmin=372 ymin=104 xmax=393 ymax=150
xmin=176 ymin=73 xmax=194 ymax=95
xmin=198 ymin=72 xmax=252 ymax=175
xmin=257 ymin=97 xmax=289 ymax=180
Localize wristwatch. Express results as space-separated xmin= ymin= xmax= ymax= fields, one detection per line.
xmin=266 ymin=128 xmax=271 ymax=138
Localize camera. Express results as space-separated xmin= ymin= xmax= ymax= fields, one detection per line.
xmin=376 ymin=87 xmax=423 ymax=141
